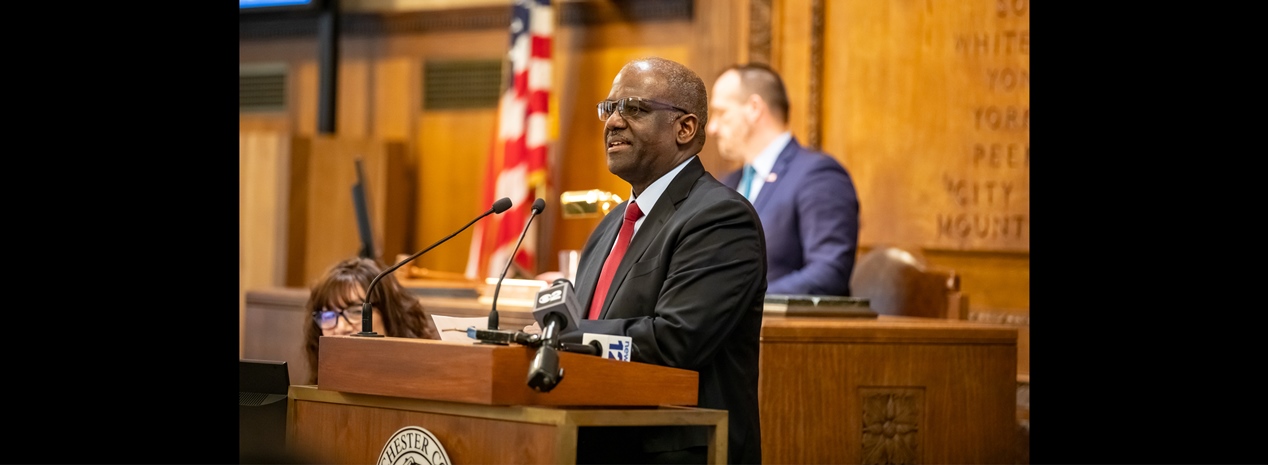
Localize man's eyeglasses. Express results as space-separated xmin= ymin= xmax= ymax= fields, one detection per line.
xmin=597 ymin=97 xmax=690 ymax=121
xmin=312 ymin=305 xmax=366 ymax=330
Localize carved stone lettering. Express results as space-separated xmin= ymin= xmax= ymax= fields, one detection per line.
xmin=954 ymin=30 xmax=1029 ymax=55
xmin=936 ymin=213 xmax=1026 ymax=240
xmin=986 ymin=68 xmax=1029 ymax=92
xmin=972 ymin=143 xmax=1029 ymax=169
xmin=974 ymin=106 xmax=1029 ymax=131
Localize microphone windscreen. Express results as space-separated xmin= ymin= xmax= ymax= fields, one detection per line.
xmin=492 ymin=197 xmax=513 ymax=214
xmin=533 ymin=280 xmax=580 ymax=331
xmin=532 ymin=198 xmax=546 ymax=214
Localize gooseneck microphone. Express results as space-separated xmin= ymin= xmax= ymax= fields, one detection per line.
xmin=526 ymin=278 xmax=582 ymax=392
xmin=486 ymin=198 xmax=546 ymax=334
xmin=353 ymin=197 xmax=513 ymax=337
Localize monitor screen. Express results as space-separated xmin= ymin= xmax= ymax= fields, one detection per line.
xmin=352 ymin=158 xmax=379 ymax=261
xmin=239 ymin=0 xmax=324 ymax=15
xmin=240 ymin=0 xmax=311 ymax=8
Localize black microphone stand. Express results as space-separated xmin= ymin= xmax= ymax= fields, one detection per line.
xmin=484 ymin=199 xmax=545 ymax=338
xmin=354 ymin=198 xmax=512 ymax=337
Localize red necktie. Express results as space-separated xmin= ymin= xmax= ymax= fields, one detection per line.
xmin=588 ymin=201 xmax=643 ymax=319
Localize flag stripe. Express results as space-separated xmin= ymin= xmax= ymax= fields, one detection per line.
xmin=466 ymin=0 xmax=552 ymax=280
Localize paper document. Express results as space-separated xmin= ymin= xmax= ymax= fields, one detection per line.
xmin=432 ymin=315 xmax=488 ymax=343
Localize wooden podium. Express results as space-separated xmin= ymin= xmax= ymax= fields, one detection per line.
xmin=286 ymin=336 xmax=729 ymax=464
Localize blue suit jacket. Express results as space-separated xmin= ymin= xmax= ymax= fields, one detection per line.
xmin=562 ymin=156 xmax=766 ymax=464
xmin=722 ymin=136 xmax=860 ymax=296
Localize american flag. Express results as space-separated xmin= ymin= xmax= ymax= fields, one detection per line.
xmin=466 ymin=0 xmax=553 ymax=280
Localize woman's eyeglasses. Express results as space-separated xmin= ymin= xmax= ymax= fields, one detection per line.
xmin=597 ymin=97 xmax=690 ymax=121
xmin=312 ymin=305 xmax=366 ymax=330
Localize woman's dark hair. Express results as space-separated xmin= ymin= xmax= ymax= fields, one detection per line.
xmin=302 ymin=257 xmax=438 ymax=384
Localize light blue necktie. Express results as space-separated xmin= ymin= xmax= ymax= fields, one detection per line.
xmin=738 ymin=165 xmax=756 ymax=200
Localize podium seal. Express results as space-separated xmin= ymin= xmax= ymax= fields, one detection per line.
xmin=377 ymin=426 xmax=452 ymax=465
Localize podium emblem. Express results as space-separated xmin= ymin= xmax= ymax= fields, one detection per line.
xmin=378 ymin=426 xmax=452 ymax=465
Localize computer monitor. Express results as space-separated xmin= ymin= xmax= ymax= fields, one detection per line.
xmin=239 ymin=359 xmax=290 ymax=463
xmin=352 ymin=157 xmax=380 ymax=261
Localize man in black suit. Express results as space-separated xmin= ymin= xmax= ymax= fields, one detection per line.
xmin=560 ymin=57 xmax=767 ymax=465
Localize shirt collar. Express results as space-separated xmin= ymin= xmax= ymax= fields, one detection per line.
xmin=750 ymin=131 xmax=792 ymax=177
xmin=629 ymin=155 xmax=696 ymax=219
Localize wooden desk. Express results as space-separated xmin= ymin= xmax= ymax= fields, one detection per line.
xmin=760 ymin=314 xmax=1017 ymax=464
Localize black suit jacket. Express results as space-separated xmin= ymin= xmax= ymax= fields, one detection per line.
xmin=561 ymin=156 xmax=767 ymax=464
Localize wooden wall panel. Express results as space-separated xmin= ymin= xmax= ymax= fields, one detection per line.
xmin=759 ymin=0 xmax=1030 ymax=322
xmin=373 ymin=56 xmax=414 ymax=141
xmin=239 ymin=131 xmax=293 ymax=357
xmin=337 ymin=39 xmax=372 ymax=138
xmin=821 ymin=0 xmax=1029 ymax=253
xmin=770 ymin=0 xmax=815 ymax=147
xmin=692 ymin=0 xmax=751 ymax=176
xmin=291 ymin=136 xmax=411 ymax=286
xmin=296 ymin=61 xmax=321 ymax=137
xmin=239 ymin=38 xmax=311 ymax=136
xmin=396 ymin=28 xmax=507 ymax=274
xmin=415 ymin=111 xmax=498 ymax=273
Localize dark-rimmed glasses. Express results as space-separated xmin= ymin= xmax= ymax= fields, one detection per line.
xmin=597 ymin=97 xmax=690 ymax=121
xmin=312 ymin=305 xmax=366 ymax=330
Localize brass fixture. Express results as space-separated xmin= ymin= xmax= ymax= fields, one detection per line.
xmin=560 ymin=190 xmax=622 ymax=219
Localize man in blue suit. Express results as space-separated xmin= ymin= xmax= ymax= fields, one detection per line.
xmin=707 ymin=63 xmax=861 ymax=296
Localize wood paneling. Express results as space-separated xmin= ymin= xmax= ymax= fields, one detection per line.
xmin=379 ymin=27 xmax=509 ymax=273
xmin=770 ymin=0 xmax=816 ymax=147
xmin=760 ymin=315 xmax=1017 ymax=464
xmin=692 ymin=0 xmax=750 ymax=176
xmin=820 ymin=0 xmax=1030 ymax=253
xmin=240 ymin=131 xmax=294 ymax=358
xmin=762 ymin=0 xmax=1030 ymax=320
xmin=289 ymin=136 xmax=412 ymax=287
xmin=412 ymin=110 xmax=497 ymax=272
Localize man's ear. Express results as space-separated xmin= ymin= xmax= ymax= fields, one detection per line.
xmin=675 ymin=113 xmax=698 ymax=145
xmin=746 ymin=94 xmax=765 ymax=123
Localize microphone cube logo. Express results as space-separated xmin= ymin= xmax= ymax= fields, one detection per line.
xmin=583 ymin=333 xmax=631 ymax=362
xmin=606 ymin=340 xmax=630 ymax=361
xmin=537 ymin=289 xmax=563 ymax=305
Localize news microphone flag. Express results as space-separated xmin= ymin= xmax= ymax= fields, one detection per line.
xmin=466 ymin=0 xmax=554 ymax=280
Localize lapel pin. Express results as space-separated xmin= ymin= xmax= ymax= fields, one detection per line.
xmin=766 ymin=173 xmax=777 ymax=183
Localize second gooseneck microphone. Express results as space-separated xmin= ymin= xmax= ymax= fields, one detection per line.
xmin=354 ymin=197 xmax=513 ymax=337
xmin=486 ymin=198 xmax=546 ymax=335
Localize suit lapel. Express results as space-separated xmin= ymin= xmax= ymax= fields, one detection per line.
xmin=598 ymin=157 xmax=705 ymax=318
xmin=576 ymin=205 xmax=624 ymax=316
xmin=752 ymin=137 xmax=799 ymax=211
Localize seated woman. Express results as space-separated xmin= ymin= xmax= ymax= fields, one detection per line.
xmin=302 ymin=257 xmax=439 ymax=384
